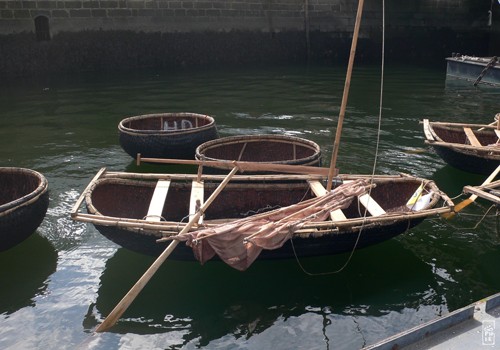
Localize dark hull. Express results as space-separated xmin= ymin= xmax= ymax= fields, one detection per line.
xmin=431 ymin=144 xmax=499 ymax=175
xmin=73 ymin=170 xmax=452 ymax=263
xmin=195 ymin=134 xmax=322 ymax=173
xmin=0 ymin=168 xmax=49 ymax=252
xmin=446 ymin=56 xmax=500 ymax=87
xmin=119 ymin=113 xmax=219 ymax=159
xmin=94 ymin=217 xmax=423 ymax=260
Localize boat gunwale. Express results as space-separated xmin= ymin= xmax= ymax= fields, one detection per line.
xmin=0 ymin=167 xmax=49 ymax=216
xmin=118 ymin=112 xmax=217 ymax=136
xmin=195 ymin=134 xmax=322 ymax=166
xmin=72 ymin=169 xmax=453 ymax=239
xmin=423 ymin=120 xmax=500 ymax=155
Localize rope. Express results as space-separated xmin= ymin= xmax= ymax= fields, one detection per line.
xmin=439 ymin=204 xmax=497 ymax=230
xmin=293 ymin=0 xmax=386 ymax=275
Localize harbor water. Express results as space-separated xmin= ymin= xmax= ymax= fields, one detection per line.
xmin=1 ymin=63 xmax=500 ymax=349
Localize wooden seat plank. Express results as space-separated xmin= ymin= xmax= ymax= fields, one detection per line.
xmin=358 ymin=193 xmax=386 ymax=216
xmin=308 ymin=180 xmax=347 ymax=221
xmin=463 ymin=127 xmax=482 ymax=147
xmin=494 ymin=129 xmax=500 ymax=140
xmin=146 ymin=180 xmax=171 ymax=222
xmin=190 ymin=180 xmax=204 ymax=224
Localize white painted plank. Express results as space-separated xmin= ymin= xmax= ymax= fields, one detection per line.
xmin=146 ymin=180 xmax=170 ymax=222
xmin=308 ymin=180 xmax=347 ymax=221
xmin=190 ymin=180 xmax=204 ymax=224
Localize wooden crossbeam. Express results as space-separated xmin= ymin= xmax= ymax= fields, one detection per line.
xmin=422 ymin=119 xmax=434 ymax=140
xmin=190 ymin=180 xmax=205 ymax=224
xmin=341 ymin=180 xmax=386 ymax=216
xmin=494 ymin=129 xmax=500 ymax=141
xmin=308 ymin=180 xmax=347 ymax=220
xmin=146 ymin=180 xmax=171 ymax=222
xmin=358 ymin=193 xmax=386 ymax=216
xmin=463 ymin=127 xmax=482 ymax=147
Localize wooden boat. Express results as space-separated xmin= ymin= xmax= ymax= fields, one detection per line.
xmin=71 ymin=168 xmax=453 ymax=263
xmin=89 ymin=0 xmax=458 ymax=331
xmin=118 ymin=112 xmax=219 ymax=159
xmin=0 ymin=167 xmax=49 ymax=251
xmin=422 ymin=119 xmax=500 ymax=174
xmin=195 ymin=134 xmax=322 ymax=173
xmin=446 ymin=54 xmax=499 ymax=87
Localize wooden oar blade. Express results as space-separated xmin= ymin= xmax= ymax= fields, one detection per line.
xmin=95 ymin=166 xmax=239 ymax=332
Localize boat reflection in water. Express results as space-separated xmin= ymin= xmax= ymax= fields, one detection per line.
xmin=0 ymin=233 xmax=57 ymax=315
xmin=86 ymin=240 xmax=443 ymax=347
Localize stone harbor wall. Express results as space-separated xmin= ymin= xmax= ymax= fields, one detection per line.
xmin=0 ymin=0 xmax=497 ymax=77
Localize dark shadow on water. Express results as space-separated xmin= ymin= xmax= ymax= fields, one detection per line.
xmin=88 ymin=239 xmax=441 ymax=346
xmin=431 ymin=163 xmax=486 ymax=198
xmin=0 ymin=233 xmax=57 ymax=315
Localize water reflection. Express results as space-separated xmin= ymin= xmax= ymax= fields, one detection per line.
xmin=0 ymin=233 xmax=57 ymax=315
xmin=0 ymin=63 xmax=500 ymax=348
xmin=89 ymin=239 xmax=441 ymax=347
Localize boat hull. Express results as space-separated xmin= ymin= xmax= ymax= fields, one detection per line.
xmin=72 ymin=170 xmax=452 ymax=263
xmin=446 ymin=56 xmax=500 ymax=87
xmin=195 ymin=134 xmax=322 ymax=173
xmin=0 ymin=168 xmax=49 ymax=251
xmin=423 ymin=119 xmax=500 ymax=174
xmin=118 ymin=112 xmax=219 ymax=159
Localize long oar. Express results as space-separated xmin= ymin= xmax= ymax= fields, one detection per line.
xmin=137 ymin=154 xmax=330 ymax=176
xmin=443 ymin=164 xmax=500 ymax=219
xmin=95 ymin=165 xmax=239 ymax=332
xmin=326 ymin=0 xmax=365 ymax=190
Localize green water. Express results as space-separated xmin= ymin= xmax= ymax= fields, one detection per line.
xmin=1 ymin=63 xmax=500 ymax=349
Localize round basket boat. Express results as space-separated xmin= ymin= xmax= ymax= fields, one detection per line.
xmin=119 ymin=112 xmax=219 ymax=159
xmin=195 ymin=134 xmax=322 ymax=173
xmin=0 ymin=167 xmax=49 ymax=251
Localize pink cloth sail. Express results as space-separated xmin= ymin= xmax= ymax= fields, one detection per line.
xmin=171 ymin=179 xmax=369 ymax=271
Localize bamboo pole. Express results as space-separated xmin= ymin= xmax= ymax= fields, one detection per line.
xmin=95 ymin=166 xmax=239 ymax=332
xmin=137 ymin=154 xmax=330 ymax=176
xmin=326 ymin=0 xmax=365 ymax=191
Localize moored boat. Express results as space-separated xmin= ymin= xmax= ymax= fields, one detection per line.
xmin=195 ymin=134 xmax=322 ymax=173
xmin=0 ymin=167 xmax=49 ymax=251
xmin=422 ymin=119 xmax=500 ymax=174
xmin=118 ymin=112 xmax=219 ymax=159
xmin=446 ymin=54 xmax=500 ymax=87
xmin=71 ymin=168 xmax=453 ymax=270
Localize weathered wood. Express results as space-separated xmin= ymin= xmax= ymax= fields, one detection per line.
xmin=138 ymin=155 xmax=330 ymax=176
xmin=146 ymin=180 xmax=170 ymax=222
xmin=70 ymin=167 xmax=106 ymax=218
xmin=95 ymin=166 xmax=239 ymax=333
xmin=463 ymin=127 xmax=482 ymax=147
xmin=422 ymin=119 xmax=435 ymax=141
xmin=327 ymin=0 xmax=365 ymax=190
xmin=308 ymin=180 xmax=347 ymax=220
xmin=444 ymin=165 xmax=500 ymax=219
xmin=463 ymin=185 xmax=500 ymax=205
xmin=424 ymin=140 xmax=499 ymax=152
xmin=189 ymin=180 xmax=204 ymax=225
